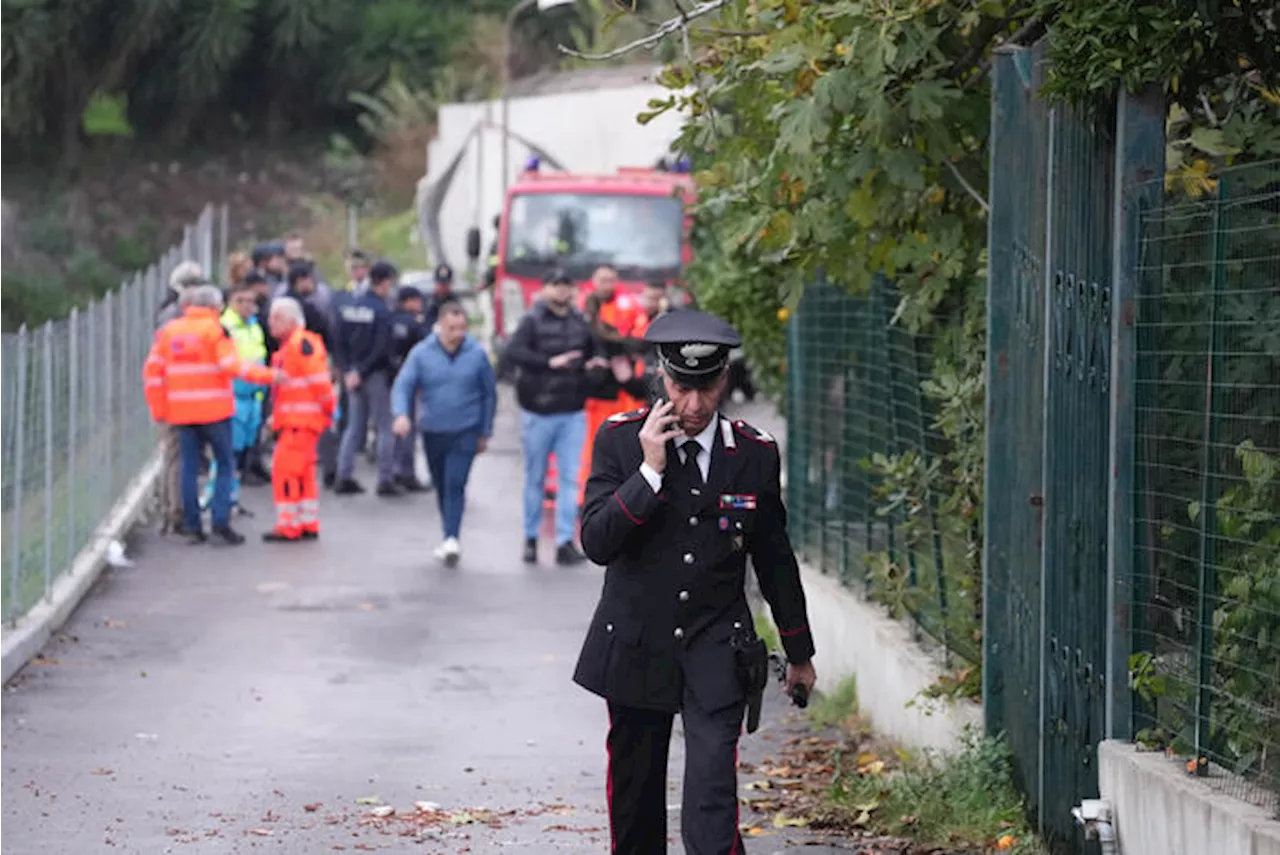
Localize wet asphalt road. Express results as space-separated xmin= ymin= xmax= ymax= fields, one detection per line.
xmin=2 ymin=393 xmax=844 ymax=855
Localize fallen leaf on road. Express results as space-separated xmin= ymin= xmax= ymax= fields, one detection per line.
xmin=246 ymin=828 xmax=273 ymax=836
xmin=30 ymin=657 xmax=59 ymax=666
xmin=772 ymin=815 xmax=808 ymax=828
xmin=91 ymin=768 xmax=114 ymax=776
xmin=102 ymin=619 xmax=127 ymax=629
xmin=414 ymin=801 xmax=441 ymax=812
xmin=304 ymin=803 xmax=322 ymax=812
xmin=996 ymin=833 xmax=1017 ymax=849
xmin=369 ymin=805 xmax=395 ymax=818
xmin=355 ymin=795 xmax=382 ymax=805
xmin=858 ymin=759 xmax=886 ymax=777
xmin=743 ymin=780 xmax=772 ymax=791
xmin=742 ymin=826 xmax=767 ymax=837
xmin=358 ymin=603 xmax=376 ymax=612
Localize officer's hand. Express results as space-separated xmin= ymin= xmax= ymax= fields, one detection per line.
xmin=638 ymin=400 xmax=684 ymax=473
xmin=476 ymin=436 xmax=489 ymax=455
xmin=609 ymin=355 xmax=634 ymax=383
xmin=392 ymin=415 xmax=412 ymax=438
xmin=344 ymin=370 xmax=362 ymax=390
xmin=548 ymin=350 xmax=583 ymax=369
xmin=785 ymin=660 xmax=817 ymax=701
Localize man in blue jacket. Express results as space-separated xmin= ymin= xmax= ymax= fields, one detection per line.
xmin=333 ymin=260 xmax=398 ymax=496
xmin=391 ymin=301 xmax=497 ymax=566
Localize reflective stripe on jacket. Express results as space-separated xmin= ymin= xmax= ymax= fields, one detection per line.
xmin=143 ymin=306 xmax=275 ymax=425
xmin=271 ymin=328 xmax=335 ymax=433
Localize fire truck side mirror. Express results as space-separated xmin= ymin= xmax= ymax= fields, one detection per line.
xmin=465 ymin=227 xmax=481 ymax=261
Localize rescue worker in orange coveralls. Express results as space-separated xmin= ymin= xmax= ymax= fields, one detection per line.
xmin=262 ymin=297 xmax=336 ymax=542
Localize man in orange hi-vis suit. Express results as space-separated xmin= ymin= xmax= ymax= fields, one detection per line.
xmin=263 ymin=297 xmax=336 ymax=542
xmin=144 ymin=284 xmax=277 ymax=545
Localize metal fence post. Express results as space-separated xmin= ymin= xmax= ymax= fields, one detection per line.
xmin=1193 ymin=182 xmax=1228 ymax=776
xmin=42 ymin=323 xmax=54 ymax=601
xmin=9 ymin=326 xmax=29 ymax=623
xmin=105 ymin=291 xmax=116 ymax=500
xmin=1105 ymin=85 xmax=1165 ymax=741
xmin=68 ymin=308 xmax=79 ymax=569
xmin=218 ymin=204 xmax=230 ymax=281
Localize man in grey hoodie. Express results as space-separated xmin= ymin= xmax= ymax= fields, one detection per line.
xmin=391 ymin=301 xmax=496 ymax=566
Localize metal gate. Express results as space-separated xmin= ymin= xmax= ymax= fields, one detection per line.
xmin=984 ymin=39 xmax=1164 ymax=848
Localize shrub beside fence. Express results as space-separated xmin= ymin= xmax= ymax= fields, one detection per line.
xmin=1 ymin=206 xmax=219 ymax=625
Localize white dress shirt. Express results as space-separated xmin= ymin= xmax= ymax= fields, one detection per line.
xmin=639 ymin=414 xmax=718 ymax=493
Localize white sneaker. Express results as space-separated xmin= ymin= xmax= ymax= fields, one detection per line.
xmin=434 ymin=537 xmax=461 ymax=565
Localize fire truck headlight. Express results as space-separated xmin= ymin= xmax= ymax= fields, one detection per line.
xmin=501 ymin=278 xmax=526 ymax=336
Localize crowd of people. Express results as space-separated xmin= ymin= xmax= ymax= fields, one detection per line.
xmin=142 ymin=233 xmax=673 ymax=564
xmin=142 ymin=233 xmax=823 ymax=855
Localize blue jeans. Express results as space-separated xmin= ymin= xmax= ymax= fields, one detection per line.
xmin=520 ymin=409 xmax=586 ymax=544
xmin=179 ymin=419 xmax=235 ymax=530
xmin=422 ymin=429 xmax=479 ymax=539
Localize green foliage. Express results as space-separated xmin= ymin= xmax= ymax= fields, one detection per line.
xmin=1036 ymin=0 xmax=1280 ymax=112
xmin=0 ymin=0 xmax=531 ymax=159
xmin=808 ymin=676 xmax=860 ymax=730
xmin=829 ymin=730 xmax=1043 ymax=853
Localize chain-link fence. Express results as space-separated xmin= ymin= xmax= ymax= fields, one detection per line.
xmin=786 ymin=275 xmax=982 ymax=672
xmin=1132 ymin=160 xmax=1280 ymax=814
xmin=1 ymin=205 xmax=221 ymax=625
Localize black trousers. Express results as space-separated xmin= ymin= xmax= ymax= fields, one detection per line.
xmin=606 ymin=690 xmax=745 ymax=855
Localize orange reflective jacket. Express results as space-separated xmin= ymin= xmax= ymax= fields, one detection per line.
xmin=271 ymin=328 xmax=335 ymax=433
xmin=144 ymin=306 xmax=275 ymax=425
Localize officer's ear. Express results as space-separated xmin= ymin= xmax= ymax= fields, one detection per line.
xmin=301 ymin=339 xmax=314 ymax=356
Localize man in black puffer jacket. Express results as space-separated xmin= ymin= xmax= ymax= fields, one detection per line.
xmin=502 ymin=270 xmax=606 ymax=567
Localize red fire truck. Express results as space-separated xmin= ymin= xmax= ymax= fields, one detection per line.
xmin=491 ymin=162 xmax=696 ymax=347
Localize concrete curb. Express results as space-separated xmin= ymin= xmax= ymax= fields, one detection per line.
xmin=1 ymin=451 xmax=163 ymax=685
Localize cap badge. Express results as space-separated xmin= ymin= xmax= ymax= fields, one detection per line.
xmin=679 ymin=342 xmax=718 ymax=366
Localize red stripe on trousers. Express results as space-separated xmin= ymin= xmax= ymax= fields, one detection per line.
xmin=730 ymin=727 xmax=741 ymax=855
xmin=606 ymin=706 xmax=616 ymax=853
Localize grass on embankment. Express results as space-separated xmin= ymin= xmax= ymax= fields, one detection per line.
xmin=752 ymin=608 xmax=1044 ymax=853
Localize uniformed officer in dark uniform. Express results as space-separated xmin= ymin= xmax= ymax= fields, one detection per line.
xmin=389 ymin=286 xmax=430 ymax=492
xmin=573 ymin=309 xmax=818 ymax=855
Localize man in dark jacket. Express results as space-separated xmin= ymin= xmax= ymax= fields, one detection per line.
xmin=503 ymin=270 xmax=604 ymax=565
xmin=388 ymin=285 xmax=430 ymax=492
xmin=423 ymin=263 xmax=456 ymax=330
xmin=332 ymin=261 xmax=398 ymax=496
xmin=573 ymin=309 xmax=817 ymax=855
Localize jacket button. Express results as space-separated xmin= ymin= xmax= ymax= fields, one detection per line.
xmin=690 ymin=488 xmax=701 ymax=496
xmin=679 ymin=590 xmax=689 ymax=602
xmin=683 ymin=553 xmax=694 ymax=564
xmin=673 ymin=627 xmax=684 ymax=639
xmin=606 ymin=623 xmax=614 ymax=633
xmin=688 ymin=516 xmax=698 ymax=526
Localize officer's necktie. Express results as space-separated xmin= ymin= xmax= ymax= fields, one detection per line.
xmin=680 ymin=440 xmax=704 ymax=488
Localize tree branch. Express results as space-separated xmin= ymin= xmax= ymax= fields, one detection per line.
xmin=943 ymin=159 xmax=990 ymax=214
xmin=557 ymin=0 xmax=731 ymax=61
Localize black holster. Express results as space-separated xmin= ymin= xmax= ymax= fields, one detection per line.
xmin=730 ymin=624 xmax=769 ymax=734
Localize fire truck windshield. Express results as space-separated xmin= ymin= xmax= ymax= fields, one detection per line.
xmin=503 ymin=192 xmax=683 ymax=281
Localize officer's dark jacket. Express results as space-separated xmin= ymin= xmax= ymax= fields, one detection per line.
xmin=388 ymin=310 xmax=427 ymax=373
xmin=266 ymin=289 xmax=332 ymax=355
xmin=332 ymin=290 xmax=391 ymax=378
xmin=423 ymin=289 xmax=454 ymax=330
xmin=573 ymin=412 xmax=815 ymax=714
xmin=504 ymin=300 xmax=600 ymax=415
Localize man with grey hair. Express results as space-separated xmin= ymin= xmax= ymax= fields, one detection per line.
xmin=144 ymin=282 xmax=277 ymax=545
xmin=153 ymin=261 xmax=207 ymax=534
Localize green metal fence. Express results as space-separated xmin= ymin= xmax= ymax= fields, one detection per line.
xmin=1131 ymin=161 xmax=1280 ymax=814
xmin=786 ymin=275 xmax=981 ymax=669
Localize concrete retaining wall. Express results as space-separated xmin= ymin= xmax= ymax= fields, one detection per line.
xmin=1 ymin=452 xmax=162 ymax=684
xmin=1099 ymin=740 xmax=1280 ymax=855
xmin=777 ymin=564 xmax=983 ymax=754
